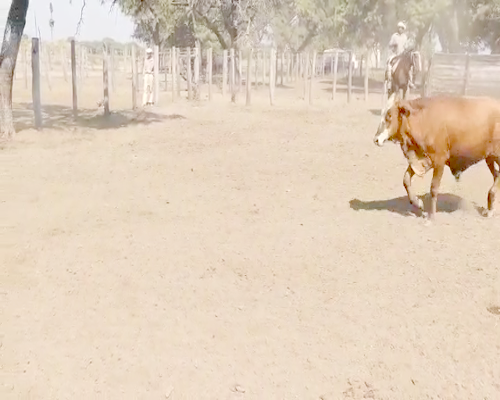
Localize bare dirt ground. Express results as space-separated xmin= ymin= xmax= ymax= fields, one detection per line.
xmin=1 ymin=75 xmax=500 ymax=399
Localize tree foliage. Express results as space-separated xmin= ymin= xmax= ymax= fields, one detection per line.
xmin=112 ymin=0 xmax=279 ymax=49
xmin=110 ymin=0 xmax=500 ymax=54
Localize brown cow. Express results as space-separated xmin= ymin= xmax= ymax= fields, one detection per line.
xmin=373 ymin=95 xmax=500 ymax=220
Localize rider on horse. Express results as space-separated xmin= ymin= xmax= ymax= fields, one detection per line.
xmin=386 ymin=21 xmax=416 ymax=89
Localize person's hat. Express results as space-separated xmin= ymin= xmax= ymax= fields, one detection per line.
xmin=397 ymin=21 xmax=406 ymax=29
xmin=146 ymin=48 xmax=153 ymax=53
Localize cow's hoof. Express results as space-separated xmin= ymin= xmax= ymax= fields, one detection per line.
xmin=409 ymin=199 xmax=425 ymax=217
xmin=423 ymin=214 xmax=436 ymax=226
xmin=484 ymin=209 xmax=495 ymax=218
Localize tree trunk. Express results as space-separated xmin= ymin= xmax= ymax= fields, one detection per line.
xmin=449 ymin=0 xmax=461 ymax=52
xmin=297 ymin=30 xmax=317 ymax=53
xmin=0 ymin=0 xmax=29 ymax=139
xmin=491 ymin=37 xmax=500 ymax=54
xmin=415 ymin=21 xmax=432 ymax=51
xmin=152 ymin=22 xmax=161 ymax=48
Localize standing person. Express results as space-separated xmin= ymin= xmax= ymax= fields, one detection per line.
xmin=386 ymin=21 xmax=416 ymax=89
xmin=143 ymin=48 xmax=155 ymax=106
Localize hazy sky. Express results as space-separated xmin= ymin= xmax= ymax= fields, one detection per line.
xmin=24 ymin=0 xmax=135 ymax=42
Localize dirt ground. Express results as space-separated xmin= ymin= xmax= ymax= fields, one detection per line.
xmin=1 ymin=75 xmax=500 ymax=399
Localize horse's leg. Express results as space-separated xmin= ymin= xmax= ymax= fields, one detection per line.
xmin=386 ymin=59 xmax=394 ymax=97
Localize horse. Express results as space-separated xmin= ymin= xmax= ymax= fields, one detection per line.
xmin=385 ymin=48 xmax=420 ymax=102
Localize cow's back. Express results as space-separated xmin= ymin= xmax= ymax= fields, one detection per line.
xmin=410 ymin=96 xmax=500 ymax=162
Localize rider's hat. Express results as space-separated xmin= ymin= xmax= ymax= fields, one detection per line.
xmin=397 ymin=21 xmax=406 ymax=29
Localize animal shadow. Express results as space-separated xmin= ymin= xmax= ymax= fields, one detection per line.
xmin=369 ymin=109 xmax=382 ymax=116
xmin=349 ymin=193 xmax=464 ymax=216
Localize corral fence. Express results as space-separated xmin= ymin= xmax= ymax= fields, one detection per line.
xmin=17 ymin=38 xmax=384 ymax=130
xmin=424 ymin=52 xmax=500 ymax=98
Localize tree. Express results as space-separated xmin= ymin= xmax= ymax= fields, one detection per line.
xmin=0 ymin=0 xmax=29 ymax=139
xmin=113 ymin=0 xmax=184 ymax=47
xmin=187 ymin=0 xmax=279 ymax=49
xmin=113 ymin=0 xmax=278 ymax=50
xmin=268 ymin=0 xmax=347 ymax=52
xmin=467 ymin=0 xmax=500 ymax=52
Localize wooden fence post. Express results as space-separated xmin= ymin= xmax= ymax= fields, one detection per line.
xmin=262 ymin=50 xmax=266 ymax=86
xmin=238 ymin=49 xmax=243 ymax=92
xmin=131 ymin=44 xmax=138 ymax=109
xmin=154 ymin=45 xmax=160 ymax=104
xmin=309 ymin=50 xmax=317 ymax=105
xmin=322 ymin=52 xmax=325 ymax=78
xmin=303 ymin=52 xmax=309 ymax=100
xmin=187 ymin=47 xmax=193 ymax=100
xmin=176 ymin=48 xmax=181 ymax=98
xmin=71 ymin=39 xmax=78 ymax=116
xmin=330 ymin=53 xmax=334 ymax=81
xmin=223 ymin=49 xmax=228 ymax=95
xmin=207 ymin=48 xmax=213 ymax=101
xmin=420 ymin=54 xmax=427 ymax=97
xmin=23 ymin=45 xmax=28 ymax=89
xmin=164 ymin=51 xmax=168 ymax=91
xmin=31 ymin=38 xmax=42 ymax=130
xmin=280 ymin=51 xmax=284 ymax=86
xmin=246 ymin=48 xmax=252 ymax=106
xmin=364 ymin=50 xmax=369 ymax=101
xmin=269 ymin=48 xmax=275 ymax=105
xmin=462 ymin=53 xmax=470 ymax=96
xmin=347 ymin=50 xmax=353 ymax=103
xmin=111 ymin=48 xmax=116 ymax=93
xmin=230 ymin=48 xmax=236 ymax=102
xmin=332 ymin=51 xmax=339 ymax=100
xmin=254 ymin=51 xmax=259 ymax=87
xmin=171 ymin=47 xmax=177 ymax=102
xmin=424 ymin=57 xmax=430 ymax=97
xmin=295 ymin=52 xmax=299 ymax=82
xmin=103 ymin=43 xmax=110 ymax=116
xmin=194 ymin=46 xmax=200 ymax=99
xmin=275 ymin=49 xmax=279 ymax=86
xmin=222 ymin=49 xmax=228 ymax=94
xmin=124 ymin=47 xmax=129 ymax=75
xmin=286 ymin=51 xmax=291 ymax=83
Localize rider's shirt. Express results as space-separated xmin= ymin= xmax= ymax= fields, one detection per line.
xmin=389 ymin=32 xmax=407 ymax=56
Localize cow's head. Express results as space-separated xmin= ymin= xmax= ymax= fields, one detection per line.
xmin=373 ymin=95 xmax=413 ymax=147
xmin=373 ymin=98 xmax=431 ymax=176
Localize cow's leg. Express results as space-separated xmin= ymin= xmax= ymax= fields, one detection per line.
xmin=403 ymin=165 xmax=424 ymax=214
xmin=486 ymin=157 xmax=500 ymax=217
xmin=429 ymin=165 xmax=445 ymax=220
